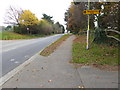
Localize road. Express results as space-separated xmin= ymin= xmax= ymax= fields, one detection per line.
xmin=0 ymin=34 xmax=63 ymax=77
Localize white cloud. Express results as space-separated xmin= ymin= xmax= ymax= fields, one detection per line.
xmin=0 ymin=0 xmax=72 ymax=26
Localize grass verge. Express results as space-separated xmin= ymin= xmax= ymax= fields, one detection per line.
xmin=40 ymin=34 xmax=71 ymax=56
xmin=0 ymin=31 xmax=54 ymax=40
xmin=72 ymin=35 xmax=119 ymax=70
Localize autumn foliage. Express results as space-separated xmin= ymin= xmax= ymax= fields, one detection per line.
xmin=5 ymin=6 xmax=65 ymax=35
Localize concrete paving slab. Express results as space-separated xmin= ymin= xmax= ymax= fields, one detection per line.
xmin=77 ymin=66 xmax=118 ymax=88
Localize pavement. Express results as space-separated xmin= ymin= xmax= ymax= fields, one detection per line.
xmin=1 ymin=36 xmax=119 ymax=88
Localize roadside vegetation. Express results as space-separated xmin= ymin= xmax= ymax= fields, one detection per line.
xmin=2 ymin=6 xmax=65 ymax=40
xmin=0 ymin=31 xmax=54 ymax=40
xmin=64 ymin=2 xmax=119 ymax=70
xmin=65 ymin=2 xmax=119 ymax=44
xmin=72 ymin=35 xmax=119 ymax=70
xmin=40 ymin=34 xmax=71 ymax=56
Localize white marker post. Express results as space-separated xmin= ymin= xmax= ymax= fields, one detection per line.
xmin=86 ymin=0 xmax=90 ymax=50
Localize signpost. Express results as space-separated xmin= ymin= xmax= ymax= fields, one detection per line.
xmin=86 ymin=0 xmax=90 ymax=50
xmin=84 ymin=0 xmax=100 ymax=50
xmin=27 ymin=27 xmax=29 ymax=34
xmin=83 ymin=10 xmax=100 ymax=15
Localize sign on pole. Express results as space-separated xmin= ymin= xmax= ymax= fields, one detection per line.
xmin=83 ymin=10 xmax=100 ymax=15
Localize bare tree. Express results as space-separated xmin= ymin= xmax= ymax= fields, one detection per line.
xmin=4 ymin=6 xmax=23 ymax=25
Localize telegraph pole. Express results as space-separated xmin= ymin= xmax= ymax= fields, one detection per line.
xmin=86 ymin=0 xmax=90 ymax=50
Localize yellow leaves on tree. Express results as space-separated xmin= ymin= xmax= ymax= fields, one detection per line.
xmin=19 ymin=10 xmax=39 ymax=26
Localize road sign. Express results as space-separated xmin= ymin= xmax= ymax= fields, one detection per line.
xmin=83 ymin=10 xmax=100 ymax=15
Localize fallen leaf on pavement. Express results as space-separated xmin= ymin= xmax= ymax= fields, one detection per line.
xmin=32 ymin=69 xmax=36 ymax=72
xmin=48 ymin=80 xmax=52 ymax=82
xmin=16 ymin=79 xmax=19 ymax=81
xmin=78 ymin=86 xmax=84 ymax=88
xmin=96 ymin=76 xmax=100 ymax=79
xmin=38 ymin=84 xmax=44 ymax=88
xmin=41 ymin=67 xmax=44 ymax=69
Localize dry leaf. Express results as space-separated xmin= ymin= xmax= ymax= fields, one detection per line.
xmin=32 ymin=69 xmax=36 ymax=72
xmin=41 ymin=67 xmax=44 ymax=69
xmin=96 ymin=76 xmax=100 ymax=79
xmin=78 ymin=86 xmax=84 ymax=88
xmin=39 ymin=85 xmax=43 ymax=87
xmin=16 ymin=79 xmax=19 ymax=81
xmin=48 ymin=80 xmax=52 ymax=82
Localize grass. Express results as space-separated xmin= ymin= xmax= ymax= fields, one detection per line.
xmin=72 ymin=35 xmax=119 ymax=66
xmin=0 ymin=31 xmax=54 ymax=40
xmin=40 ymin=34 xmax=71 ymax=56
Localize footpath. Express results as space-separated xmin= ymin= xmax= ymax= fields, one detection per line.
xmin=2 ymin=36 xmax=119 ymax=88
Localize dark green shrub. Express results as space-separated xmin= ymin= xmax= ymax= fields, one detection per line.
xmin=93 ymin=28 xmax=108 ymax=44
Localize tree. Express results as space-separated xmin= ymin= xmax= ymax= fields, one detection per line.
xmin=42 ymin=14 xmax=54 ymax=24
xmin=61 ymin=25 xmax=65 ymax=33
xmin=5 ymin=25 xmax=12 ymax=31
xmin=91 ymin=2 xmax=118 ymax=29
xmin=55 ymin=22 xmax=65 ymax=33
xmin=92 ymin=2 xmax=119 ymax=44
xmin=101 ymin=2 xmax=119 ymax=30
xmin=101 ymin=2 xmax=119 ymax=43
xmin=53 ymin=22 xmax=63 ymax=34
xmin=19 ymin=10 xmax=39 ymax=26
xmin=64 ymin=2 xmax=89 ymax=34
xmin=18 ymin=10 xmax=39 ymax=34
xmin=4 ymin=6 xmax=23 ymax=25
xmin=37 ymin=19 xmax=53 ymax=35
xmin=42 ymin=14 xmax=65 ymax=34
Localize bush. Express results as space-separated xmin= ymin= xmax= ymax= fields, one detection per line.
xmin=37 ymin=20 xmax=53 ymax=35
xmin=93 ymin=28 xmax=108 ymax=44
xmin=13 ymin=19 xmax=64 ymax=35
xmin=14 ymin=25 xmax=27 ymax=34
xmin=93 ymin=28 xmax=119 ymax=46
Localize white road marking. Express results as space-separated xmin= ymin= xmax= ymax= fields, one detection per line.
xmin=14 ymin=61 xmax=19 ymax=64
xmin=10 ymin=59 xmax=15 ymax=62
xmin=25 ymin=55 xmax=29 ymax=58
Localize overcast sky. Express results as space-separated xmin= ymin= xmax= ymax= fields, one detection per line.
xmin=0 ymin=0 xmax=73 ymax=26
